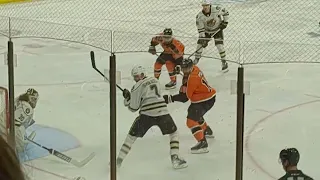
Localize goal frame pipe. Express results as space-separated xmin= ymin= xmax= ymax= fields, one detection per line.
xmin=109 ymin=54 xmax=117 ymax=180
xmin=235 ymin=66 xmax=245 ymax=180
xmin=7 ymin=40 xmax=16 ymax=150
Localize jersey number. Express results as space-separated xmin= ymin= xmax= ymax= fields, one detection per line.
xmin=18 ymin=114 xmax=24 ymax=121
xmin=199 ymin=71 xmax=212 ymax=92
xmin=150 ymin=84 xmax=161 ymax=97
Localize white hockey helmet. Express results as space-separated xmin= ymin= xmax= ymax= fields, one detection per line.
xmin=131 ymin=65 xmax=146 ymax=82
xmin=201 ymin=0 xmax=212 ymax=5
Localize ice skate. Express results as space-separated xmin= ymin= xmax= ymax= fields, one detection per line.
xmin=221 ymin=60 xmax=229 ymax=73
xmin=204 ymin=126 xmax=215 ymax=138
xmin=165 ymin=81 xmax=176 ymax=89
xmin=191 ymin=139 xmax=209 ymax=154
xmin=171 ymin=155 xmax=188 ymax=169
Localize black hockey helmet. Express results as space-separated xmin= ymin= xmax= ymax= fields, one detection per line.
xmin=181 ymin=58 xmax=194 ymax=74
xmin=163 ymin=28 xmax=173 ymax=36
xmin=279 ymin=148 xmax=300 ymax=166
xmin=163 ymin=28 xmax=173 ymax=42
xmin=181 ymin=58 xmax=193 ymax=68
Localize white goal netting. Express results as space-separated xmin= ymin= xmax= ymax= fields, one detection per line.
xmin=0 ymin=87 xmax=9 ymax=139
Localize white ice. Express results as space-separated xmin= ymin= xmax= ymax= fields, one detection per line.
xmin=0 ymin=0 xmax=319 ymax=179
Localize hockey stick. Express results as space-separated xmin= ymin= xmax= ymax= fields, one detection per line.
xmin=26 ymin=137 xmax=95 ymax=168
xmin=187 ymin=29 xmax=221 ymax=59
xmin=90 ymin=51 xmax=124 ymax=92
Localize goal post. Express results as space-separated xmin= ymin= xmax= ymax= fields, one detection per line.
xmin=0 ymin=86 xmax=9 ymax=141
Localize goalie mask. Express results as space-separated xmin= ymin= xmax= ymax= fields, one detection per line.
xmin=26 ymin=88 xmax=39 ymax=108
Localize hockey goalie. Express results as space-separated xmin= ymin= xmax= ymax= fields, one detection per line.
xmin=14 ymin=88 xmax=39 ymax=152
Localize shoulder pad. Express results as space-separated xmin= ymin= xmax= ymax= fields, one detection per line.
xmin=196 ymin=11 xmax=203 ymax=19
xmin=192 ymin=66 xmax=200 ymax=74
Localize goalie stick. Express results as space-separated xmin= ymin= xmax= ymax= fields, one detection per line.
xmin=26 ymin=137 xmax=95 ymax=168
xmin=90 ymin=51 xmax=124 ymax=92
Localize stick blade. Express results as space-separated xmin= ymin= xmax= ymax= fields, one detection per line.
xmin=71 ymin=152 xmax=96 ymax=168
xmin=90 ymin=51 xmax=96 ymax=69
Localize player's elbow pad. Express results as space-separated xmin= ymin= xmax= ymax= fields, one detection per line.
xmin=172 ymin=93 xmax=188 ymax=103
xmin=150 ymin=41 xmax=158 ymax=46
xmin=128 ymin=105 xmax=139 ymax=112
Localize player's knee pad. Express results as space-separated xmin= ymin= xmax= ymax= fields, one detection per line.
xmin=126 ymin=134 xmax=137 ymax=144
xmin=186 ymin=118 xmax=199 ymax=129
xmin=165 ymin=61 xmax=175 ymax=72
xmin=169 ymin=130 xmax=179 ymax=142
xmin=198 ymin=117 xmax=205 ymax=124
xmin=214 ymin=39 xmax=224 ymax=46
xmin=186 ymin=118 xmax=202 ymax=135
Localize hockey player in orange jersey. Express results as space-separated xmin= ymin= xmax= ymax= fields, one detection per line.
xmin=163 ymin=58 xmax=215 ymax=154
xmin=148 ymin=28 xmax=185 ymax=89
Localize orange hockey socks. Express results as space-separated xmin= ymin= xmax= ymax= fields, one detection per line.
xmin=186 ymin=118 xmax=204 ymax=141
xmin=154 ymin=62 xmax=163 ymax=79
xmin=199 ymin=118 xmax=208 ymax=130
xmin=165 ymin=61 xmax=176 ymax=82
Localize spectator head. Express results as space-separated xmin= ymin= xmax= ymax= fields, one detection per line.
xmin=279 ymin=148 xmax=300 ymax=172
xmin=0 ymin=136 xmax=25 ymax=180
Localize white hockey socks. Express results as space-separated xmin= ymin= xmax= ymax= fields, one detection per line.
xmin=117 ymin=134 xmax=137 ymax=167
xmin=216 ymin=44 xmax=226 ymax=60
xmin=169 ymin=131 xmax=179 ymax=156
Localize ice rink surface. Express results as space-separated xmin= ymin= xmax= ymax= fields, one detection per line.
xmin=0 ymin=0 xmax=319 ymax=179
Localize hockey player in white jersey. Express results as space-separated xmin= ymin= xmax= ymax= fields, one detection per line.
xmin=194 ymin=0 xmax=229 ymax=72
xmin=116 ymin=65 xmax=187 ymax=169
xmin=14 ymin=88 xmax=38 ymax=152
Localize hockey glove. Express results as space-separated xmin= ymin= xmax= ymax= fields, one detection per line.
xmin=219 ymin=21 xmax=228 ymax=30
xmin=122 ymin=89 xmax=131 ymax=101
xmin=198 ymin=38 xmax=209 ymax=48
xmin=123 ymin=98 xmax=130 ymax=107
xmin=163 ymin=95 xmax=174 ymax=104
xmin=23 ymin=119 xmax=35 ymax=129
xmin=148 ymin=45 xmax=156 ymax=55
xmin=174 ymin=65 xmax=181 ymax=75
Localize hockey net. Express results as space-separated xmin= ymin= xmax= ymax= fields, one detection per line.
xmin=0 ymin=87 xmax=9 ymax=141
